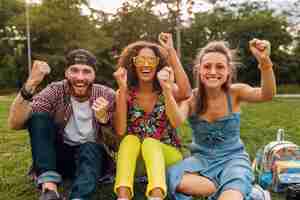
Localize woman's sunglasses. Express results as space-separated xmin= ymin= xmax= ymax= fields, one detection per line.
xmin=133 ymin=56 xmax=159 ymax=68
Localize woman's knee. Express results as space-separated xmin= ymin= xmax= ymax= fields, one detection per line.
xmin=117 ymin=135 xmax=141 ymax=162
xmin=177 ymin=173 xmax=216 ymax=197
xmin=219 ymin=189 xmax=243 ymax=200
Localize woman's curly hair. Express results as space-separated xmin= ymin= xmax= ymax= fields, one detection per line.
xmin=117 ymin=41 xmax=169 ymax=92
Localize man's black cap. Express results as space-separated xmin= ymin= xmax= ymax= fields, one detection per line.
xmin=66 ymin=49 xmax=97 ymax=69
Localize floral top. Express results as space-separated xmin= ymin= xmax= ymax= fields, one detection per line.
xmin=127 ymin=88 xmax=181 ymax=148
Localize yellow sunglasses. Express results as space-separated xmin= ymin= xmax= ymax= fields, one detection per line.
xmin=133 ymin=56 xmax=159 ymax=68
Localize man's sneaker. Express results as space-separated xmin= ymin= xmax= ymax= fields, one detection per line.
xmin=39 ymin=189 xmax=61 ymax=200
xmin=250 ymin=184 xmax=271 ymax=200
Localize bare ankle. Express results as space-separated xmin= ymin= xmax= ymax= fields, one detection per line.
xmin=117 ymin=186 xmax=131 ymax=199
xmin=42 ymin=182 xmax=58 ymax=192
xmin=149 ymin=188 xmax=164 ymax=199
xmin=148 ymin=198 xmax=163 ymax=200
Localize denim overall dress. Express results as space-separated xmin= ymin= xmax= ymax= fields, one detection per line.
xmin=167 ymin=93 xmax=254 ymax=200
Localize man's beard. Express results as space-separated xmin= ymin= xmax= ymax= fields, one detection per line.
xmin=67 ymin=79 xmax=93 ymax=100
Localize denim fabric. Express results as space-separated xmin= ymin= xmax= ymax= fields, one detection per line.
xmin=27 ymin=112 xmax=61 ymax=181
xmin=37 ymin=171 xmax=62 ymax=185
xmin=69 ymin=142 xmax=105 ymax=199
xmin=27 ymin=112 xmax=108 ymax=200
xmin=167 ymin=94 xmax=254 ymax=200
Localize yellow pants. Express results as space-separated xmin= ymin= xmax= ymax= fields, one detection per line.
xmin=114 ymin=135 xmax=183 ymax=198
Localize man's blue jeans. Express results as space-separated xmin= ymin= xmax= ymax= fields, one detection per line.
xmin=27 ymin=112 xmax=108 ymax=200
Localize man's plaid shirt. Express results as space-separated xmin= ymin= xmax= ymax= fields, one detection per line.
xmin=31 ymin=80 xmax=117 ymax=151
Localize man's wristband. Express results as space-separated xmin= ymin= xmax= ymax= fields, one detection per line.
xmin=20 ymin=85 xmax=34 ymax=101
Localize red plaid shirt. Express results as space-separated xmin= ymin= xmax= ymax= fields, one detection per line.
xmin=31 ymin=80 xmax=116 ymax=148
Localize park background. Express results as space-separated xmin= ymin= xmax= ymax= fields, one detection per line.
xmin=1 ymin=0 xmax=300 ymax=199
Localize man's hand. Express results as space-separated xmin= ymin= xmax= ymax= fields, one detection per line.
xmin=92 ymin=97 xmax=109 ymax=124
xmin=25 ymin=60 xmax=51 ymax=91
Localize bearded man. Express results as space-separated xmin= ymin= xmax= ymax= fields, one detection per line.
xmin=8 ymin=49 xmax=115 ymax=200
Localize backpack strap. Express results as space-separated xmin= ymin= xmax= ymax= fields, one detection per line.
xmin=277 ymin=128 xmax=285 ymax=142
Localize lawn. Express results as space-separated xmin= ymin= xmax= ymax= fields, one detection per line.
xmin=1 ymin=95 xmax=300 ymax=200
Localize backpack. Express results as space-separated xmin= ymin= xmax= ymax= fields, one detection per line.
xmin=253 ymin=129 xmax=300 ymax=192
xmin=286 ymin=184 xmax=300 ymax=200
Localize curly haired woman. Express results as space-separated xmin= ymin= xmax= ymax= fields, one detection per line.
xmin=112 ymin=33 xmax=192 ymax=200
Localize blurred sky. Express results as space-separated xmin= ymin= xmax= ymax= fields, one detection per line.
xmin=28 ymin=0 xmax=299 ymax=25
xmin=89 ymin=0 xmax=125 ymax=13
xmin=89 ymin=0 xmax=298 ymax=12
xmin=89 ymin=0 xmax=299 ymax=25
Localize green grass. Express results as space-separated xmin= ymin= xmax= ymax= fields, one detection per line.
xmin=1 ymin=95 xmax=300 ymax=200
xmin=277 ymin=84 xmax=300 ymax=94
xmin=241 ymin=98 xmax=300 ymax=158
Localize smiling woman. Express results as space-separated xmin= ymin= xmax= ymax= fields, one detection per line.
xmin=162 ymin=39 xmax=276 ymax=200
xmin=104 ymin=33 xmax=192 ymax=200
xmin=117 ymin=41 xmax=168 ymax=91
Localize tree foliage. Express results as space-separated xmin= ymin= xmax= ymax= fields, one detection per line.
xmin=0 ymin=0 xmax=300 ymax=89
